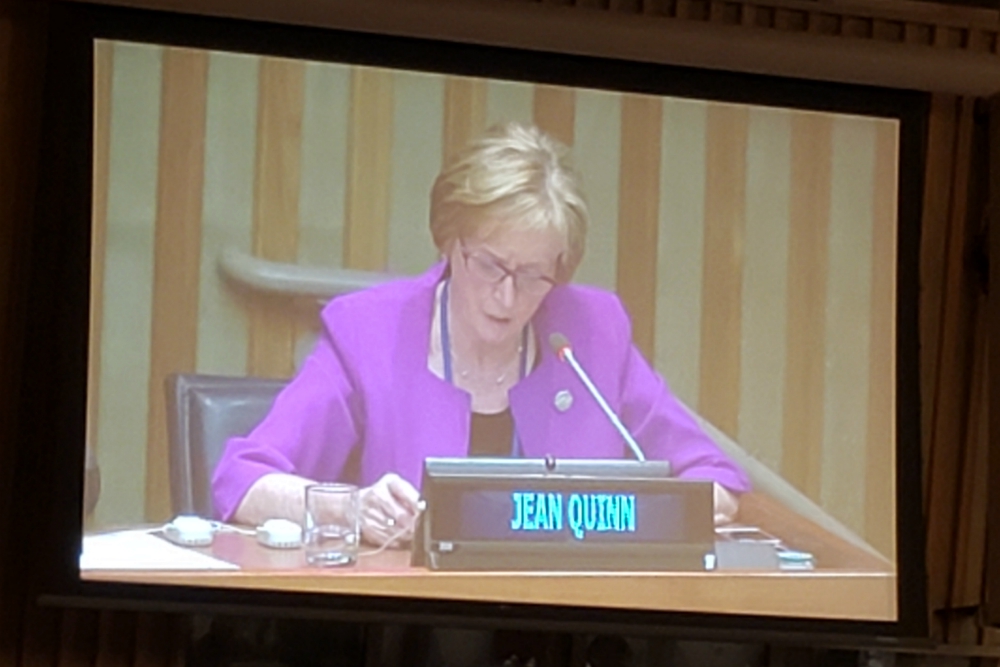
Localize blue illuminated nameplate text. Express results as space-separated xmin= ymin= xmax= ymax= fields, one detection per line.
xmin=510 ymin=492 xmax=636 ymax=540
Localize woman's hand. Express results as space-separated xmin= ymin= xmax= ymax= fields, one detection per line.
xmin=359 ymin=473 xmax=422 ymax=546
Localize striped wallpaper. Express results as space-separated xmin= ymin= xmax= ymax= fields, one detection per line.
xmin=89 ymin=41 xmax=898 ymax=559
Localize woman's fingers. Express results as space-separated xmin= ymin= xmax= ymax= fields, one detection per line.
xmin=358 ymin=474 xmax=420 ymax=545
xmin=370 ymin=476 xmax=417 ymax=526
xmin=385 ymin=474 xmax=421 ymax=514
xmin=359 ymin=503 xmax=394 ymax=545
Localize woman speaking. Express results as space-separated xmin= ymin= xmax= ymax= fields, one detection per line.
xmin=212 ymin=122 xmax=750 ymax=545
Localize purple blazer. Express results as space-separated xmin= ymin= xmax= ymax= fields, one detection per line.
xmin=212 ymin=264 xmax=751 ymax=520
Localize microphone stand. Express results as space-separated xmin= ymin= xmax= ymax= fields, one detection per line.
xmin=552 ymin=336 xmax=647 ymax=462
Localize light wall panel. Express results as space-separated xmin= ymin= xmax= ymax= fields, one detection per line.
xmin=572 ymin=88 xmax=620 ymax=291
xmin=196 ymin=51 xmax=257 ymax=377
xmin=486 ymin=79 xmax=534 ymax=128
xmin=820 ymin=116 xmax=877 ymax=540
xmin=388 ymin=70 xmax=443 ymax=275
xmin=656 ymin=99 xmax=707 ymax=411
xmin=298 ymin=61 xmax=350 ymax=271
xmin=93 ymin=42 xmax=163 ymax=527
xmin=739 ymin=107 xmax=791 ymax=474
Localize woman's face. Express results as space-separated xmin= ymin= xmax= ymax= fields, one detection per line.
xmin=446 ymin=223 xmax=566 ymax=348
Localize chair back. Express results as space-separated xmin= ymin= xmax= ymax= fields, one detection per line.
xmin=165 ymin=373 xmax=286 ymax=518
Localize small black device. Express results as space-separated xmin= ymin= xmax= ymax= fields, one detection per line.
xmin=411 ymin=457 xmax=716 ymax=572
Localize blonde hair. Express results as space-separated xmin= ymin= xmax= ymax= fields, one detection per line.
xmin=429 ymin=122 xmax=589 ymax=283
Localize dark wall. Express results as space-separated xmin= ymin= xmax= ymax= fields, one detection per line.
xmin=0 ymin=0 xmax=50 ymax=657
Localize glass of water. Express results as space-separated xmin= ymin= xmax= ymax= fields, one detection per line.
xmin=304 ymin=483 xmax=359 ymax=567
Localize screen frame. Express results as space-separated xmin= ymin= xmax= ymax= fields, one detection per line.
xmin=21 ymin=0 xmax=928 ymax=642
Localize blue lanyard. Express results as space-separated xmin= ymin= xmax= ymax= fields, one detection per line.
xmin=440 ymin=279 xmax=528 ymax=457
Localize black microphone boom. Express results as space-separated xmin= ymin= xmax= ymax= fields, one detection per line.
xmin=548 ymin=333 xmax=647 ymax=462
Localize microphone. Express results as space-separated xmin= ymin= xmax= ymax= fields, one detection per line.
xmin=549 ymin=333 xmax=647 ymax=462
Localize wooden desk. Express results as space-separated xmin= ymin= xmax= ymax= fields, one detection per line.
xmin=83 ymin=493 xmax=896 ymax=622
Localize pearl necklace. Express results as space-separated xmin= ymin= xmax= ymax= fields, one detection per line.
xmin=456 ymin=342 xmax=525 ymax=385
xmin=439 ymin=279 xmax=529 ymax=389
xmin=437 ymin=278 xmax=528 ymax=457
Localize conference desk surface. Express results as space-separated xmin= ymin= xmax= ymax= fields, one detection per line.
xmin=83 ymin=493 xmax=897 ymax=622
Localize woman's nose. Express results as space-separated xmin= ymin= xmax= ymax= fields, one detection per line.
xmin=495 ymin=274 xmax=517 ymax=308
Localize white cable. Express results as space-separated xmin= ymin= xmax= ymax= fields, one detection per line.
xmin=358 ymin=503 xmax=426 ymax=558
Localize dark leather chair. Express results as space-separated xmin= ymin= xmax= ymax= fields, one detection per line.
xmin=165 ymin=373 xmax=286 ymax=518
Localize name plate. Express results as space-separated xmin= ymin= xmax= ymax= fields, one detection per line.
xmin=413 ymin=458 xmax=715 ymax=572
xmin=510 ymin=490 xmax=636 ymax=539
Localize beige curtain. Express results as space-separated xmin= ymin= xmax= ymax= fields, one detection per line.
xmin=920 ymin=94 xmax=992 ymax=643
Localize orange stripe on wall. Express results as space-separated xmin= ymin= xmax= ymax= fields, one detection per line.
xmin=865 ymin=121 xmax=898 ymax=560
xmin=344 ymin=67 xmax=393 ymax=271
xmin=442 ymin=76 xmax=487 ymax=165
xmin=88 ymin=41 xmax=113 ymax=457
xmin=781 ymin=112 xmax=833 ymax=500
xmin=533 ymin=84 xmax=575 ymax=147
xmin=248 ymin=57 xmax=306 ymax=379
xmin=145 ymin=48 xmax=209 ymax=521
xmin=698 ymin=104 xmax=748 ymax=439
xmin=616 ymin=94 xmax=662 ymax=362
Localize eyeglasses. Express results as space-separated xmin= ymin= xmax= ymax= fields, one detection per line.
xmin=459 ymin=242 xmax=558 ymax=297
